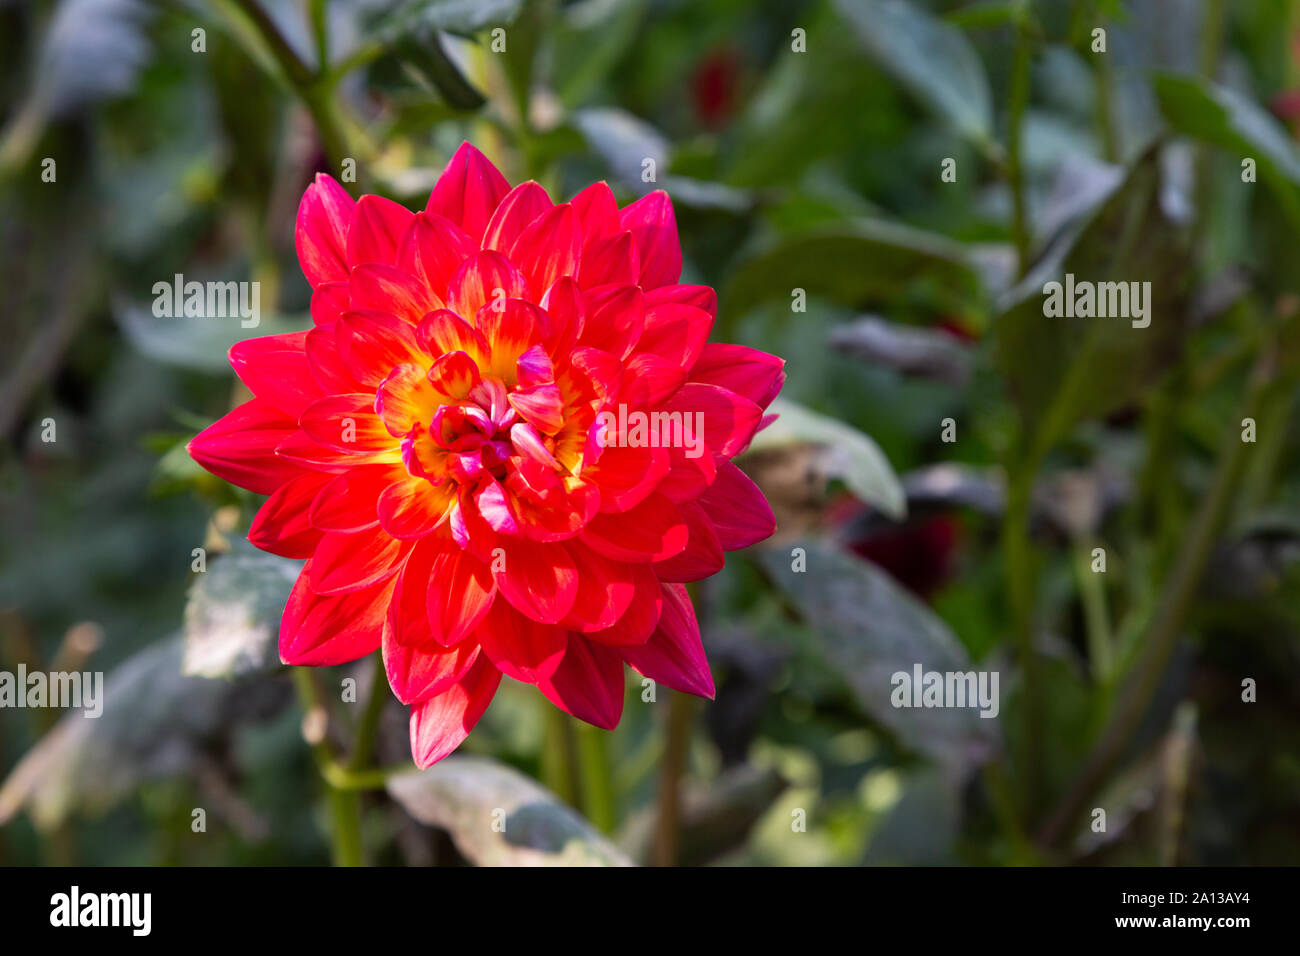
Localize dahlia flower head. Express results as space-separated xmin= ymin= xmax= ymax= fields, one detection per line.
xmin=189 ymin=143 xmax=784 ymax=767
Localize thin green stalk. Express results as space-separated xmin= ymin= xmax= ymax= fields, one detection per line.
xmin=576 ymin=723 xmax=617 ymax=833
xmin=308 ymin=0 xmax=329 ymax=72
xmin=1074 ymin=539 xmax=1113 ymax=683
xmin=982 ymin=760 xmax=1038 ymax=864
xmin=348 ymin=653 xmax=389 ymax=774
xmin=1007 ymin=4 xmax=1034 ymax=275
xmin=1002 ymin=458 xmax=1041 ymax=819
xmin=1038 ymin=344 xmax=1286 ymax=847
xmin=293 ymin=668 xmax=364 ymax=866
xmin=223 ymin=0 xmax=357 ymax=168
xmin=541 ymin=703 xmax=580 ymax=806
xmin=651 ymin=690 xmax=695 ymax=867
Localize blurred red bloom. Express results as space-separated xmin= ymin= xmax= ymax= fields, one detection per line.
xmin=189 ymin=143 xmax=784 ymax=767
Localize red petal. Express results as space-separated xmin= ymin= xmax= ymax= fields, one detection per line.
xmin=482 ymin=180 xmax=552 ymax=252
xmin=300 ymin=393 xmax=395 ymax=454
xmin=577 ymin=284 xmax=643 ymax=359
xmin=479 ymin=599 xmax=567 ymax=684
xmin=537 ymin=636 xmax=625 ymax=730
xmin=688 ymin=343 xmax=785 ymax=410
xmin=479 ymin=297 xmax=549 ymax=381
xmin=561 ymin=540 xmax=637 ymax=632
xmin=651 ymin=500 xmax=724 ymax=582
xmin=541 ymin=276 xmax=584 ymax=356
xmin=309 ymin=465 xmax=393 ymax=532
xmin=416 ymin=309 xmax=489 ymax=364
xmin=582 ymin=492 xmax=689 ymax=562
xmin=644 ymin=283 xmax=716 ymax=318
xmin=493 ymin=537 xmax=579 ymax=625
xmin=508 ymin=382 xmax=565 ymax=435
xmin=378 ymin=476 xmax=454 ymax=538
xmin=305 ymin=324 xmax=364 ymax=393
xmin=636 ymin=303 xmax=712 ymax=370
xmin=375 ymin=364 xmax=439 ymax=437
xmin=697 ymin=460 xmax=775 ymax=550
xmin=425 ymin=142 xmax=511 ymax=244
xmin=662 ymin=383 xmax=762 ymax=459
xmin=349 ymin=263 xmax=438 ymax=325
xmin=248 ymin=471 xmax=330 ymax=558
xmin=446 ymin=250 xmax=527 ymax=321
xmin=280 ymin=567 xmax=392 ymax=665
xmin=428 ymin=544 xmax=497 ymax=646
xmin=187 ymin=398 xmax=301 ymax=495
xmin=509 ymin=203 xmax=581 ymax=298
xmin=383 ymin=619 xmax=479 ymax=705
xmin=409 ymin=655 xmax=502 ymax=768
xmin=336 ymin=311 xmax=424 ymax=387
xmin=570 ymin=180 xmax=620 ymax=244
xmin=619 ymin=190 xmax=681 ymax=288
xmin=396 ymin=212 xmax=474 ymax=305
xmin=295 ymin=173 xmax=355 ymax=287
xmin=583 ymin=442 xmax=668 ymax=513
xmin=621 ymin=352 xmax=686 ymax=406
xmin=310 ymin=281 xmax=350 ymax=327
xmin=586 ymin=563 xmax=663 ymax=646
xmin=657 ymin=440 xmax=717 ymax=502
xmin=577 ymin=230 xmax=639 ymax=288
xmin=228 ymin=331 xmax=321 ymax=418
xmin=309 ymin=528 xmax=409 ymax=595
xmin=388 ymin=538 xmax=436 ymax=647
xmin=426 ymin=350 xmax=482 ymax=400
xmin=621 ymin=583 xmax=714 ymax=698
xmin=347 ymin=194 xmax=414 ymax=268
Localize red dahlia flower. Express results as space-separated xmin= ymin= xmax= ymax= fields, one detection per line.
xmin=189 ymin=143 xmax=784 ymax=767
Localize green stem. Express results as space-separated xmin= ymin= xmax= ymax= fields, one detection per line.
xmin=541 ymin=703 xmax=580 ymax=806
xmin=651 ymin=690 xmax=695 ymax=866
xmin=1038 ymin=343 xmax=1286 ymax=847
xmin=982 ymin=760 xmax=1038 ymax=864
xmin=292 ymin=668 xmax=364 ymax=866
xmin=348 ymin=653 xmax=389 ymax=773
xmin=1074 ymin=539 xmax=1113 ymax=683
xmin=1007 ymin=3 xmax=1034 ymax=275
xmin=308 ymin=0 xmax=329 ymax=72
xmin=1002 ymin=457 xmax=1041 ymax=819
xmin=576 ymin=723 xmax=616 ymax=833
xmin=224 ymin=0 xmax=358 ymax=169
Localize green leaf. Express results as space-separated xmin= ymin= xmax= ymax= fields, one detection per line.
xmin=829 ymin=315 xmax=974 ymax=385
xmin=746 ymin=398 xmax=906 ymax=519
xmin=1154 ymin=72 xmax=1300 ymax=228
xmin=994 ymin=144 xmax=1194 ymax=457
xmin=551 ymin=0 xmax=648 ymax=107
xmin=833 ymin=0 xmax=995 ymax=150
xmin=759 ymin=539 xmax=1000 ymax=780
xmin=113 ymin=297 xmax=309 ymax=372
xmin=182 ymin=546 xmax=301 ymax=679
xmin=387 ymin=756 xmax=634 ymax=866
xmin=0 ymin=636 xmax=288 ymax=829
xmin=573 ymin=107 xmax=669 ymax=194
xmin=369 ymin=0 xmax=525 ymax=38
xmin=721 ymin=219 xmax=995 ymax=323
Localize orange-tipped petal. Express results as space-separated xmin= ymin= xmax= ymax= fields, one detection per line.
xmin=409 ymin=655 xmax=502 ymax=767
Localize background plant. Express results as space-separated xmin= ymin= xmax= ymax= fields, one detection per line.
xmin=2 ymin=0 xmax=1300 ymax=866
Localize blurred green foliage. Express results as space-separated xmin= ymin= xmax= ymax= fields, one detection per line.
xmin=3 ymin=0 xmax=1300 ymax=866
